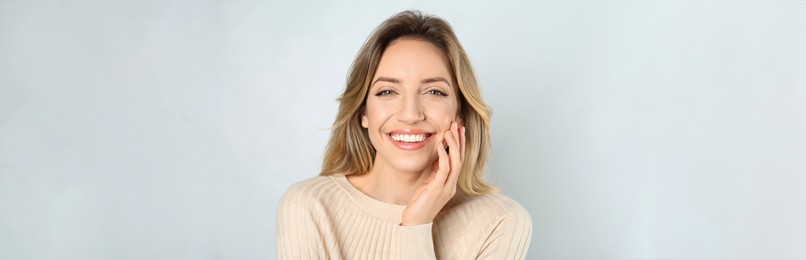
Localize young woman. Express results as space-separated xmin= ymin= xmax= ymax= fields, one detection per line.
xmin=277 ymin=10 xmax=532 ymax=259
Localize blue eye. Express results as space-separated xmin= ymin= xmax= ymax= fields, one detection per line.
xmin=427 ymin=89 xmax=448 ymax=96
xmin=375 ymin=90 xmax=395 ymax=96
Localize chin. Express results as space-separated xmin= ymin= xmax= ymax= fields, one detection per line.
xmin=385 ymin=154 xmax=435 ymax=174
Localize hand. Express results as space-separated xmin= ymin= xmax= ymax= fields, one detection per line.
xmin=401 ymin=121 xmax=466 ymax=226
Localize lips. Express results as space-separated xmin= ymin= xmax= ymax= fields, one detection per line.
xmin=386 ymin=129 xmax=434 ymax=150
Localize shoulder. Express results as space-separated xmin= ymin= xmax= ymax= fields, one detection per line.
xmin=278 ymin=176 xmax=340 ymax=207
xmin=467 ymin=192 xmax=530 ymax=220
xmin=434 ymin=192 xmax=532 ymax=253
xmin=442 ymin=192 xmax=532 ymax=229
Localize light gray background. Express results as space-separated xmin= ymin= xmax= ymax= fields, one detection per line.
xmin=1 ymin=0 xmax=804 ymax=259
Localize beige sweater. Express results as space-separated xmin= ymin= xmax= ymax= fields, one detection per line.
xmin=276 ymin=175 xmax=532 ymax=259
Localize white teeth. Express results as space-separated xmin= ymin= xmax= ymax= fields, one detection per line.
xmin=391 ymin=133 xmax=429 ymax=143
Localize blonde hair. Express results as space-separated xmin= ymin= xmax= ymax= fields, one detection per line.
xmin=320 ymin=10 xmax=496 ymax=196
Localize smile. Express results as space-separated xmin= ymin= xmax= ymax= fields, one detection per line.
xmin=390 ymin=133 xmax=431 ymax=143
xmin=386 ymin=130 xmax=434 ymax=150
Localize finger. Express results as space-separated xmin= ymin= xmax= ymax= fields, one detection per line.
xmin=445 ymin=125 xmax=461 ymax=185
xmin=451 ymin=122 xmax=461 ymax=166
xmin=453 ymin=122 xmax=463 ymax=163
xmin=451 ymin=122 xmax=460 ymax=159
xmin=433 ymin=139 xmax=450 ymax=187
xmin=460 ymin=126 xmax=466 ymax=161
xmin=445 ymin=146 xmax=462 ymax=189
xmin=445 ymin=125 xmax=458 ymax=164
xmin=444 ymin=130 xmax=462 ymax=193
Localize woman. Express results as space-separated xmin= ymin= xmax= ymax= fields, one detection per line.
xmin=277 ymin=10 xmax=532 ymax=259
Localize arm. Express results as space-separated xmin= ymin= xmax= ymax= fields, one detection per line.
xmin=276 ymin=194 xmax=327 ymax=260
xmin=476 ymin=205 xmax=533 ymax=260
xmin=399 ymin=122 xmax=465 ymax=259
xmin=398 ymin=223 xmax=437 ymax=259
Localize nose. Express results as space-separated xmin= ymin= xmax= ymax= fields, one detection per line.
xmin=396 ymin=94 xmax=425 ymax=124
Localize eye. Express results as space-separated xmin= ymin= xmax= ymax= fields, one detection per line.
xmin=375 ymin=89 xmax=396 ymax=96
xmin=426 ymin=89 xmax=448 ymax=96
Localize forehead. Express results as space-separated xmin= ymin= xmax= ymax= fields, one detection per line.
xmin=374 ymin=39 xmax=452 ymax=81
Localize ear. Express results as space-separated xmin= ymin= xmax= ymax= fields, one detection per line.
xmin=361 ymin=109 xmax=368 ymax=128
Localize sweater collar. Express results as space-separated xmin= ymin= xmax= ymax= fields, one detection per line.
xmin=330 ymin=175 xmax=407 ymax=223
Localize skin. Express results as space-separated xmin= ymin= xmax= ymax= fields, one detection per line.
xmin=348 ymin=38 xmax=466 ymax=226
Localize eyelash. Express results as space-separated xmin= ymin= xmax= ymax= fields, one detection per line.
xmin=375 ymin=90 xmax=395 ymax=96
xmin=426 ymin=89 xmax=448 ymax=96
xmin=374 ymin=89 xmax=448 ymax=96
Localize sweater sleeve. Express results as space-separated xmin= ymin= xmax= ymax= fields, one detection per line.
xmin=276 ymin=193 xmax=327 ymax=260
xmin=398 ymin=223 xmax=437 ymax=260
xmin=475 ymin=204 xmax=533 ymax=259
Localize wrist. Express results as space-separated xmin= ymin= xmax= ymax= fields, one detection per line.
xmin=400 ymin=217 xmax=430 ymax=226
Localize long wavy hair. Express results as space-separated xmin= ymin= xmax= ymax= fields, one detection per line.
xmin=320 ymin=10 xmax=496 ymax=196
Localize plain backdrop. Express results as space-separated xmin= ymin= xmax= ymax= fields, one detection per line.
xmin=1 ymin=0 xmax=805 ymax=259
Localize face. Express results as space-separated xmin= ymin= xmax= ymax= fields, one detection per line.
xmin=362 ymin=38 xmax=460 ymax=174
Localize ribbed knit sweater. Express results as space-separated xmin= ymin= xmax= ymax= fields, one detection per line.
xmin=276 ymin=175 xmax=532 ymax=259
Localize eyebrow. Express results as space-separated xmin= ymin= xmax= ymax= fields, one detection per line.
xmin=372 ymin=77 xmax=451 ymax=86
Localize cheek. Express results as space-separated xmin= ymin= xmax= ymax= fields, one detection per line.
xmin=425 ymin=102 xmax=459 ymax=128
xmin=364 ymin=100 xmax=391 ymax=129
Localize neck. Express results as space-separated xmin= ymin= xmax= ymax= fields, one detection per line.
xmin=347 ymin=159 xmax=431 ymax=205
